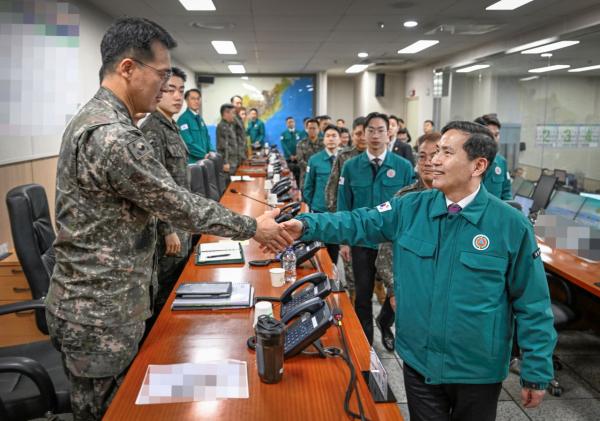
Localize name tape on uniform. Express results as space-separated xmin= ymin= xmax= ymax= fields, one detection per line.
xmin=377 ymin=201 xmax=392 ymax=213
xmin=306 ymin=166 xmax=310 ymax=173
xmin=338 ymin=176 xmax=344 ymax=185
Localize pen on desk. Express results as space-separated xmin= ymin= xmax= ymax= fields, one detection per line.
xmin=206 ymin=253 xmax=230 ymax=259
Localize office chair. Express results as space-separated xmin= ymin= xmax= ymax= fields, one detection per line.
xmin=197 ymin=159 xmax=221 ymax=201
xmin=205 ymin=152 xmax=227 ymax=197
xmin=2 ymin=184 xmax=71 ymax=420
xmin=189 ymin=163 xmax=209 ymax=198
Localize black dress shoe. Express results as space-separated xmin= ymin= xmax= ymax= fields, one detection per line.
xmin=376 ymin=317 xmax=395 ymax=351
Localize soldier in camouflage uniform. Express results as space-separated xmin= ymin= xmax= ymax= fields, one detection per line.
xmin=296 ymin=118 xmax=323 ymax=189
xmin=231 ymin=95 xmax=248 ymax=163
xmin=217 ymin=103 xmax=243 ymax=175
xmin=324 ymin=117 xmax=367 ymax=302
xmin=45 ymin=18 xmax=291 ymax=421
xmin=374 ymin=132 xmax=440 ymax=350
xmin=140 ymin=67 xmax=190 ymax=315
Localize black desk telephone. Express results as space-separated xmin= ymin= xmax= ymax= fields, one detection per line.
xmin=278 ymin=240 xmax=323 ymax=266
xmin=274 ymin=202 xmax=301 ymax=223
xmin=271 ymin=179 xmax=292 ymax=197
xmin=279 ymin=272 xmax=332 ymax=323
xmin=284 ymin=299 xmax=333 ymax=358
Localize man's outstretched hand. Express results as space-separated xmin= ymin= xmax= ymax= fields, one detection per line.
xmin=280 ymin=219 xmax=304 ymax=241
xmin=253 ymin=208 xmax=294 ymax=253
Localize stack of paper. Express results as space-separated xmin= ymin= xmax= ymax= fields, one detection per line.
xmin=230 ymin=175 xmax=255 ymax=182
xmin=172 ymin=283 xmax=254 ymax=310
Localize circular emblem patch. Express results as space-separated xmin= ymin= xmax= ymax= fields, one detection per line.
xmin=472 ymin=234 xmax=490 ymax=251
xmin=387 ymin=169 xmax=396 ymax=178
xmin=495 ymin=166 xmax=501 ymax=175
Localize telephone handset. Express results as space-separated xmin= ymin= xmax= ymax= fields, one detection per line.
xmin=279 ymin=272 xmax=332 ymax=322
xmin=271 ymin=180 xmax=292 ymax=197
xmin=274 ymin=202 xmax=301 ymax=223
xmin=277 ymin=240 xmax=323 ymax=266
xmin=284 ymin=299 xmax=333 ymax=358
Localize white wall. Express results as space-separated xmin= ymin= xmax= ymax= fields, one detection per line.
xmin=327 ymin=76 xmax=354 ymax=124
xmin=405 ymin=66 xmax=435 ymax=134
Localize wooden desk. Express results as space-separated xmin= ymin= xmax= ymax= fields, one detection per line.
xmin=538 ymin=238 xmax=600 ymax=298
xmin=104 ymin=177 xmax=402 ymax=420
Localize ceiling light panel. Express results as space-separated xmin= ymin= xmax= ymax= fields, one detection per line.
xmin=456 ymin=64 xmax=491 ymax=73
xmin=179 ymin=0 xmax=216 ymax=11
xmin=211 ymin=41 xmax=237 ymax=55
xmin=521 ymin=40 xmax=579 ymax=54
xmin=528 ymin=64 xmax=570 ymax=73
xmin=505 ymin=37 xmax=557 ymax=54
xmin=569 ymin=65 xmax=600 ymax=73
xmin=397 ymin=40 xmax=439 ymax=54
xmin=228 ymin=64 xmax=246 ymax=74
xmin=486 ymin=0 xmax=535 ymax=10
xmin=345 ymin=64 xmax=370 ymax=74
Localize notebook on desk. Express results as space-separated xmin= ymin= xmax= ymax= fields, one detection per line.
xmin=171 ymin=283 xmax=254 ymax=310
xmin=195 ymin=242 xmax=244 ymax=265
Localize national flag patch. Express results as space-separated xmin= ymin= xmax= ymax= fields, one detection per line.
xmin=339 ymin=176 xmax=344 ymax=185
xmin=180 ymin=123 xmax=189 ymax=131
xmin=376 ymin=201 xmax=392 ymax=213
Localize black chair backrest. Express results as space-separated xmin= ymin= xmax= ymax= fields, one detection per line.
xmin=205 ymin=152 xmax=227 ymax=196
xmin=189 ymin=164 xmax=208 ymax=198
xmin=198 ymin=159 xmax=220 ymax=201
xmin=6 ymin=184 xmax=56 ymax=334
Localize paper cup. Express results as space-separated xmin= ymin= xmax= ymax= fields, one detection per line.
xmin=269 ymin=268 xmax=285 ymax=287
xmin=264 ymin=179 xmax=273 ymax=190
xmin=268 ymin=193 xmax=278 ymax=206
xmin=253 ymin=301 xmax=274 ymax=327
xmin=273 ymin=174 xmax=281 ymax=183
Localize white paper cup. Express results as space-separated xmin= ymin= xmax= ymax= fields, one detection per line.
xmin=268 ymin=193 xmax=278 ymax=206
xmin=253 ymin=301 xmax=274 ymax=327
xmin=264 ymin=179 xmax=273 ymax=190
xmin=273 ymin=174 xmax=281 ymax=183
xmin=269 ymin=268 xmax=285 ymax=287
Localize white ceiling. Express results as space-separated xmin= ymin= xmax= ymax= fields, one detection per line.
xmin=82 ymin=0 xmax=600 ymax=75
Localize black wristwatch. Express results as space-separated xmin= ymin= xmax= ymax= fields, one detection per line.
xmin=520 ymin=379 xmax=547 ymax=390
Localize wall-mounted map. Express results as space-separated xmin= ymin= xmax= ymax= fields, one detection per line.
xmin=200 ymin=76 xmax=315 ymax=151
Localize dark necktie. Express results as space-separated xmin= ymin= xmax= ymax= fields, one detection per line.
xmin=371 ymin=157 xmax=381 ymax=177
xmin=447 ymin=203 xmax=462 ymax=214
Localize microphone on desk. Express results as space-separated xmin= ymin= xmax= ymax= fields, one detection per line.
xmin=229 ymin=188 xmax=275 ymax=208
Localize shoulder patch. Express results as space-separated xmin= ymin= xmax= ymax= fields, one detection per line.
xmin=532 ymin=247 xmax=541 ymax=259
xmin=377 ymin=201 xmax=392 ymax=213
xmin=127 ymin=139 xmax=153 ymax=160
xmin=306 ymin=165 xmax=310 ymax=173
xmin=338 ymin=176 xmax=344 ymax=185
xmin=180 ymin=123 xmax=189 ymax=131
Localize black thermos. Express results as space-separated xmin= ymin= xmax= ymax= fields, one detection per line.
xmin=255 ymin=315 xmax=285 ymax=384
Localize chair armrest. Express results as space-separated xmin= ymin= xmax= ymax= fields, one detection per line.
xmin=0 ymin=356 xmax=58 ymax=414
xmin=0 ymin=298 xmax=46 ymax=316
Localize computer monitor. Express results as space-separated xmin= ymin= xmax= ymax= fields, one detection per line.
xmin=545 ymin=191 xmax=586 ymax=220
xmin=516 ymin=179 xmax=535 ymax=198
xmin=531 ymin=175 xmax=557 ymax=213
xmin=511 ymin=176 xmax=525 ymax=198
xmin=574 ymin=197 xmax=600 ymax=229
xmin=553 ymin=169 xmax=567 ymax=184
xmin=513 ymin=195 xmax=534 ymax=217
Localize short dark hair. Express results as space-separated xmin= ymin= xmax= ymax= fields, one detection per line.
xmin=388 ymin=114 xmax=400 ymax=124
xmin=441 ymin=121 xmax=497 ymax=176
xmin=323 ymin=124 xmax=340 ymax=136
xmin=249 ymin=108 xmax=258 ymax=113
xmin=318 ymin=115 xmax=331 ymax=121
xmin=220 ymin=103 xmax=235 ymax=116
xmin=100 ymin=17 xmax=177 ymax=81
xmin=306 ymin=118 xmax=319 ymax=127
xmin=419 ymin=132 xmax=442 ymax=146
xmin=424 ymin=119 xmax=435 ymax=126
xmin=474 ymin=113 xmax=502 ymax=129
xmin=286 ymin=116 xmax=294 ymax=121
xmin=398 ymin=117 xmax=405 ymax=124
xmin=184 ymin=89 xmax=200 ymax=100
xmin=336 ymin=118 xmax=345 ymax=123
xmin=352 ymin=116 xmax=366 ymax=130
xmin=231 ymin=95 xmax=243 ymax=103
xmin=303 ymin=117 xmax=310 ymax=123
xmin=365 ymin=112 xmax=389 ymax=130
xmin=239 ymin=106 xmax=247 ymax=111
xmin=339 ymin=127 xmax=350 ymax=135
xmin=171 ymin=66 xmax=186 ymax=82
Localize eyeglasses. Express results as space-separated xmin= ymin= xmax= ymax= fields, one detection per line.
xmin=366 ymin=127 xmax=387 ymax=135
xmin=131 ymin=58 xmax=172 ymax=83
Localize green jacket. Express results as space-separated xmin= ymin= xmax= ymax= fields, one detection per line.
xmin=483 ymin=154 xmax=512 ymax=200
xmin=303 ymin=150 xmax=335 ymax=212
xmin=246 ymin=119 xmax=266 ymax=146
xmin=280 ymin=129 xmax=301 ymax=159
xmin=337 ymin=151 xmax=414 ymax=248
xmin=177 ymin=109 xmax=213 ymax=163
xmin=297 ymin=186 xmax=556 ymax=387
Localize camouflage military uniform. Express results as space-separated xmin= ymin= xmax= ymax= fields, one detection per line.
xmin=296 ymin=137 xmax=323 ymax=189
xmin=46 ymin=87 xmax=256 ymax=421
xmin=140 ymin=110 xmax=190 ymax=312
xmin=375 ymin=179 xmax=426 ymax=295
xmin=234 ymin=114 xmax=248 ymax=164
xmin=322 ymin=146 xmax=363 ymax=300
xmin=217 ymin=118 xmax=242 ymax=174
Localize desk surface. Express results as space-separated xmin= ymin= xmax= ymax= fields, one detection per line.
xmin=538 ymin=238 xmax=600 ymax=297
xmin=104 ymin=176 xmax=402 ymax=420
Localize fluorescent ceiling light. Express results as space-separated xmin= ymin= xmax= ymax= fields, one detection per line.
xmin=569 ymin=64 xmax=600 ymax=73
xmin=240 ymin=76 xmax=249 ymax=80
xmin=397 ymin=40 xmax=439 ymax=54
xmin=345 ymin=64 xmax=370 ymax=74
xmin=541 ymin=53 xmax=553 ymax=57
xmin=486 ymin=0 xmax=534 ymax=10
xmin=528 ymin=64 xmax=570 ymax=73
xmin=357 ymin=52 xmax=368 ymax=58
xmin=456 ymin=64 xmax=491 ymax=73
xmin=211 ymin=41 xmax=237 ymax=55
xmin=403 ymin=21 xmax=418 ymax=28
xmin=519 ymin=76 xmax=539 ymax=81
xmin=521 ymin=40 xmax=579 ymax=54
xmin=178 ymin=0 xmax=216 ymax=11
xmin=228 ymin=64 xmax=246 ymax=74
xmin=505 ymin=37 xmax=556 ymax=54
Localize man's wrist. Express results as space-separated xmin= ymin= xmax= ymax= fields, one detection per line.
xmin=300 ymin=218 xmax=309 ymax=237
xmin=520 ymin=379 xmax=548 ymax=390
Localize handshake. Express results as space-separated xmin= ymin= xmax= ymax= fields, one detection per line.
xmin=251 ymin=208 xmax=304 ymax=253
